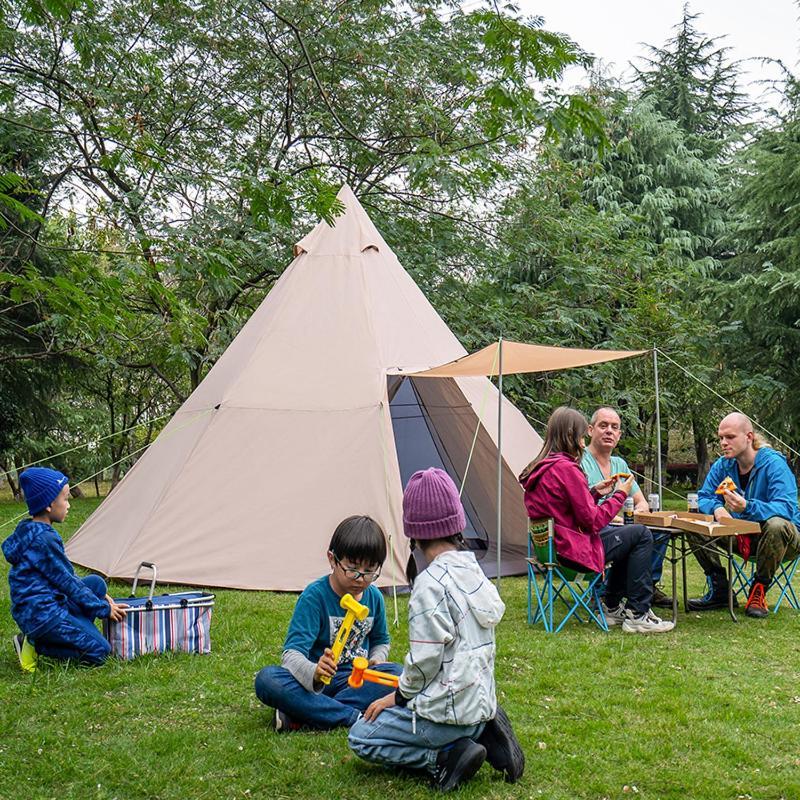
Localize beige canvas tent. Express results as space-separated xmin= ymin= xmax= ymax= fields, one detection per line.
xmin=66 ymin=185 xmax=544 ymax=590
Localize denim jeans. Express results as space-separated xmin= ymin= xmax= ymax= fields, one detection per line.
xmin=254 ymin=661 xmax=403 ymax=730
xmin=348 ymin=705 xmax=485 ymax=773
xmin=599 ymin=524 xmax=654 ymax=615
xmin=33 ymin=574 xmax=111 ymax=665
xmin=650 ymin=531 xmax=671 ymax=584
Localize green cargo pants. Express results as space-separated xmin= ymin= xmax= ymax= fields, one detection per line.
xmin=687 ymin=516 xmax=800 ymax=588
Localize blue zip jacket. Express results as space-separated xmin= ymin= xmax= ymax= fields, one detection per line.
xmin=698 ymin=447 xmax=800 ymax=527
xmin=2 ymin=518 xmax=110 ymax=638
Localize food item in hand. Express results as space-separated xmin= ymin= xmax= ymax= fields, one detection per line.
xmin=611 ymin=472 xmax=631 ymax=481
xmin=715 ymin=476 xmax=738 ymax=495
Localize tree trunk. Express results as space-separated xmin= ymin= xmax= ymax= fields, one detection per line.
xmin=693 ymin=414 xmax=712 ymax=487
xmin=70 ymin=484 xmax=85 ymax=499
xmin=111 ymin=463 xmax=123 ymax=488
xmin=1 ymin=462 xmax=20 ymax=499
xmin=94 ymin=474 xmax=100 ymax=497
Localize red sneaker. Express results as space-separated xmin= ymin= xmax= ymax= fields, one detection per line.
xmin=745 ymin=582 xmax=769 ymax=618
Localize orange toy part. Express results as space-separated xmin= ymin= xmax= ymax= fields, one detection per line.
xmin=348 ymin=656 xmax=400 ymax=689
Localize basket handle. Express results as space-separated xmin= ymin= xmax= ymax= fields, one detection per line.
xmin=130 ymin=562 xmax=158 ymax=601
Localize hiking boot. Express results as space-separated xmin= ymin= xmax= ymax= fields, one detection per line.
xmin=601 ymin=601 xmax=627 ymax=627
xmin=273 ymin=708 xmax=302 ymax=732
xmin=476 ymin=706 xmax=525 ymax=783
xmin=432 ymin=738 xmax=486 ymax=792
xmin=687 ymin=572 xmax=736 ymax=611
xmin=12 ymin=633 xmax=37 ymax=673
xmin=622 ymin=609 xmax=675 ymax=634
xmin=745 ymin=582 xmax=769 ymax=618
xmin=651 ymin=584 xmax=673 ymax=608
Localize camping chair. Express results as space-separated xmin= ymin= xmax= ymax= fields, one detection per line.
xmin=527 ymin=518 xmax=609 ymax=633
xmin=730 ymin=552 xmax=800 ymax=613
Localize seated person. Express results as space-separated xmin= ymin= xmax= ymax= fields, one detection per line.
xmin=519 ymin=407 xmax=674 ymax=634
xmin=348 ymin=468 xmax=524 ymax=792
xmin=254 ymin=515 xmax=402 ymax=731
xmin=687 ymin=413 xmax=800 ymax=617
xmin=3 ymin=467 xmax=128 ymax=672
xmin=582 ymin=406 xmax=672 ymax=607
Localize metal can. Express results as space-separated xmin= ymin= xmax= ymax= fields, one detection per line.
xmin=623 ymin=496 xmax=635 ymax=524
xmin=648 ymin=493 xmax=660 ymax=512
xmin=687 ymin=492 xmax=699 ymax=512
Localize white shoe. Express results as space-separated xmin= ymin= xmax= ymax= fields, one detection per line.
xmin=622 ymin=609 xmax=675 ymax=634
xmin=602 ymin=601 xmax=627 ymax=627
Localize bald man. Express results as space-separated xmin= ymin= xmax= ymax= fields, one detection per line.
xmin=687 ymin=413 xmax=800 ymax=617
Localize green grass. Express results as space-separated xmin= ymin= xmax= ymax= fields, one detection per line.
xmin=1 ymin=498 xmax=799 ymax=800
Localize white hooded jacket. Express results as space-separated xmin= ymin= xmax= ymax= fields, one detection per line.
xmin=398 ymin=549 xmax=505 ymax=725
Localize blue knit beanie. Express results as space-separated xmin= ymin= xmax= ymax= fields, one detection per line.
xmin=19 ymin=467 xmax=69 ymax=516
xmin=402 ymin=468 xmax=466 ymax=540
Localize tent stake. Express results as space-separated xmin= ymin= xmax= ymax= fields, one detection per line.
xmin=496 ymin=337 xmax=503 ymax=589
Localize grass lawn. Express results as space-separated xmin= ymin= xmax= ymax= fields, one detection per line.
xmin=1 ymin=497 xmax=799 ymax=800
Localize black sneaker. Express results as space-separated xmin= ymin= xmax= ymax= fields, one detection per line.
xmin=432 ymin=738 xmax=486 ymax=792
xmin=273 ymin=708 xmax=302 ymax=732
xmin=651 ymin=584 xmax=674 ymax=608
xmin=477 ymin=705 xmax=525 ymax=782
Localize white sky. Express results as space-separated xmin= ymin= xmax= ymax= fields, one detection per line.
xmin=515 ymin=0 xmax=799 ymax=107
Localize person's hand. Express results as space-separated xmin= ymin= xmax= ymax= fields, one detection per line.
xmin=314 ymin=648 xmax=338 ymax=684
xmin=362 ymin=691 xmax=396 ymax=722
xmin=107 ymin=596 xmax=129 ymax=622
xmin=714 ymin=505 xmax=733 ymax=521
xmin=723 ymin=490 xmax=746 ymax=514
xmin=592 ymin=477 xmax=616 ymax=496
xmin=618 ymin=474 xmax=635 ymax=496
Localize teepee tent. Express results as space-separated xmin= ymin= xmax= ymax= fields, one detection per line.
xmin=66 ymin=186 xmax=543 ymax=590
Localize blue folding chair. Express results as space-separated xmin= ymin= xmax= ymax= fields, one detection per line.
xmin=527 ymin=518 xmax=609 ymax=633
xmin=730 ymin=553 xmax=800 ymax=613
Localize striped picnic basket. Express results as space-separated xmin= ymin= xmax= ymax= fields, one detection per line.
xmin=103 ymin=562 xmax=215 ymax=659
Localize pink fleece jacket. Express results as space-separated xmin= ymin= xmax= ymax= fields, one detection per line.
xmin=520 ymin=452 xmax=626 ymax=573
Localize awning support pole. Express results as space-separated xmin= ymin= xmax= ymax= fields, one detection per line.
xmin=654 ymin=346 xmax=663 ymax=509
xmin=496 ymin=337 xmax=503 ymax=589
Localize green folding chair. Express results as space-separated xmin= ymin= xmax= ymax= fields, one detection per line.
xmin=527 ymin=518 xmax=609 ymax=633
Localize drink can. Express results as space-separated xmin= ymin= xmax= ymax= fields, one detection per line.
xmin=648 ymin=493 xmax=660 ymax=512
xmin=623 ymin=496 xmax=635 ymax=524
xmin=687 ymin=493 xmax=699 ymax=512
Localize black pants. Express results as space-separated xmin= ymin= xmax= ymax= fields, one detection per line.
xmin=599 ymin=524 xmax=654 ymax=615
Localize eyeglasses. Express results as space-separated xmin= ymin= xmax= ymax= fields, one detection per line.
xmin=332 ymin=554 xmax=381 ymax=583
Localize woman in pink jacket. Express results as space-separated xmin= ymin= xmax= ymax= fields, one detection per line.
xmin=520 ymin=406 xmax=674 ymax=634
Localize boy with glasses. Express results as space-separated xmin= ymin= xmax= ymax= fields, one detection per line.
xmin=254 ymin=515 xmax=401 ymax=731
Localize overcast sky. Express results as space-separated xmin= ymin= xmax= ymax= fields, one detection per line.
xmin=515 ymin=0 xmax=799 ymax=107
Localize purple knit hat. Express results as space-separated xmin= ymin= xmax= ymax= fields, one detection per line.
xmin=402 ymin=468 xmax=466 ymax=540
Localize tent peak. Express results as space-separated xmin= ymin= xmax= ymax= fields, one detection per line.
xmin=293 ymin=183 xmax=386 ymax=257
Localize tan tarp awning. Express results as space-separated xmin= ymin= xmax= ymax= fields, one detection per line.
xmin=392 ymin=341 xmax=648 ymax=378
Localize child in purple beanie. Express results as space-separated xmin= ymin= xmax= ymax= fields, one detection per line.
xmin=348 ymin=468 xmax=525 ymax=792
xmin=2 ymin=467 xmax=128 ymax=671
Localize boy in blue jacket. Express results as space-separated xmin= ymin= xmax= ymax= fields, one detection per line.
xmin=3 ymin=467 xmax=128 ymax=671
xmin=687 ymin=414 xmax=800 ymax=617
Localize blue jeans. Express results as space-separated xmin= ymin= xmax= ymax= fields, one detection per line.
xmin=33 ymin=575 xmax=111 ymax=665
xmin=349 ymin=706 xmax=485 ymax=773
xmin=254 ymin=661 xmax=403 ymax=730
xmin=650 ymin=531 xmax=670 ymax=584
